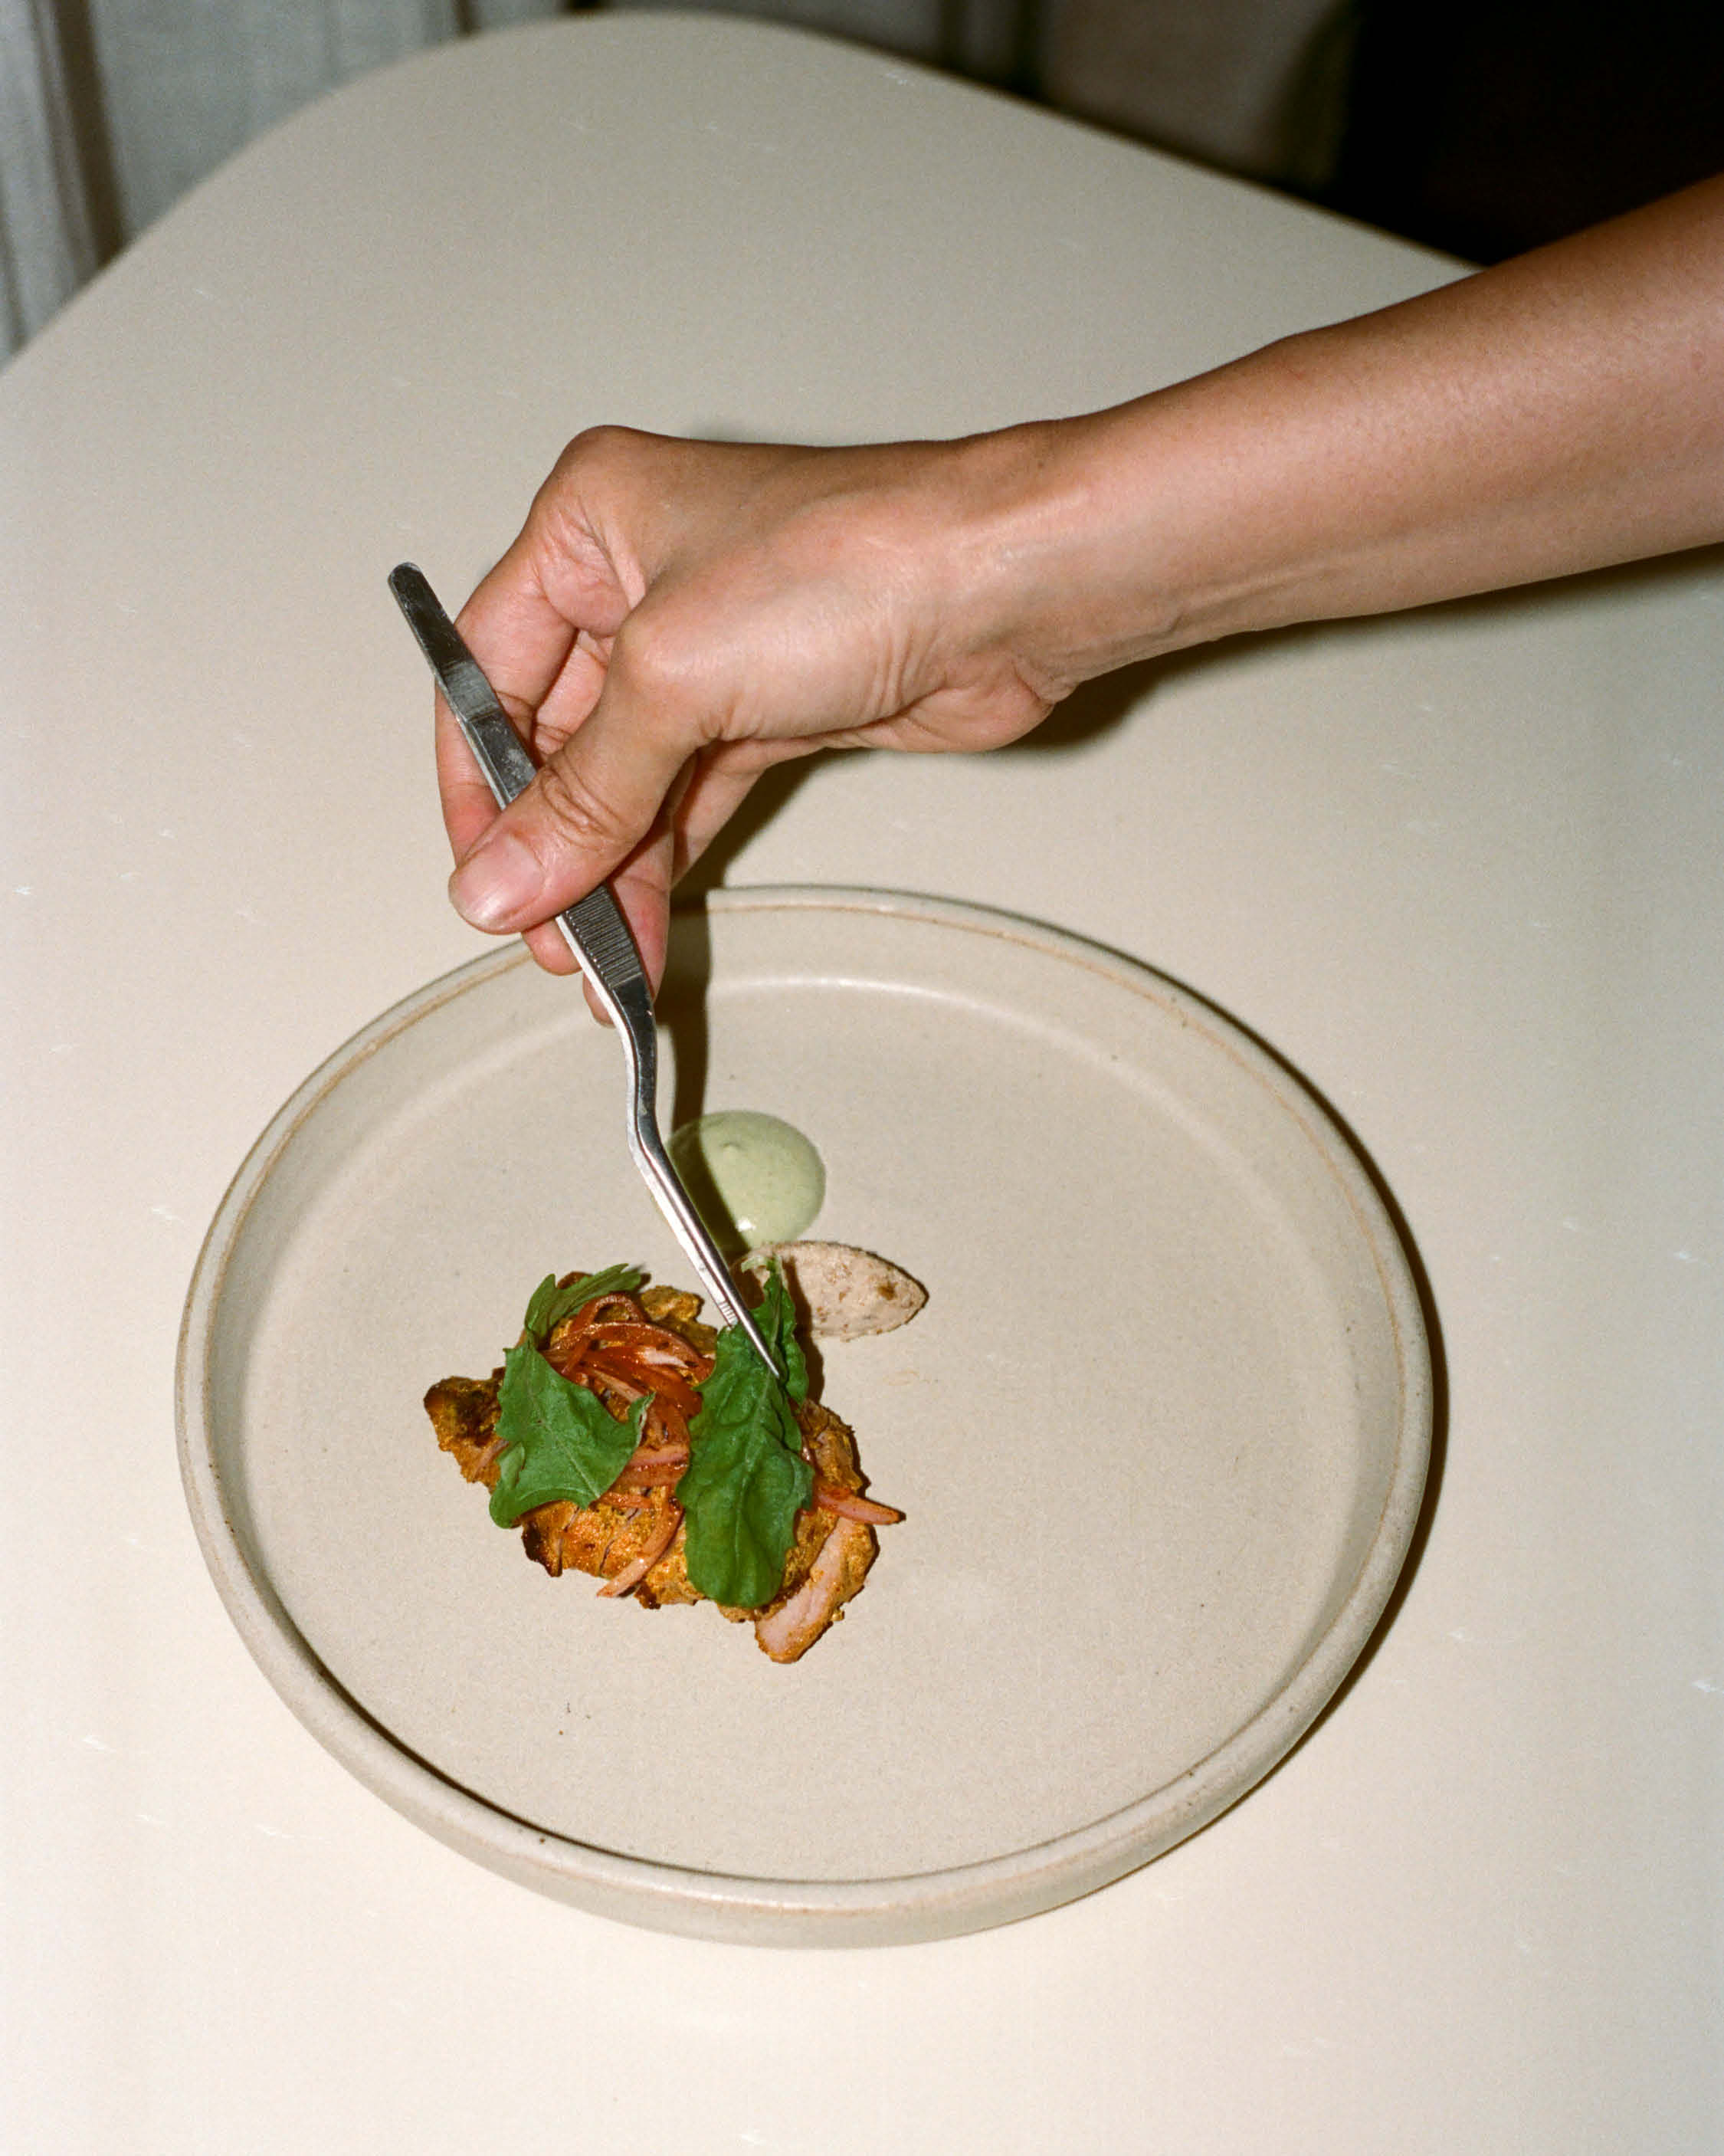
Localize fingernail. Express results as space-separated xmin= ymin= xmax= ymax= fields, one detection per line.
xmin=449 ymin=831 xmax=544 ymax=929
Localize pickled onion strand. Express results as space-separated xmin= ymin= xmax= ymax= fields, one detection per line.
xmin=598 ymin=1503 xmax=683 ymax=1598
xmin=811 ymin=1485 xmax=903 ymax=1525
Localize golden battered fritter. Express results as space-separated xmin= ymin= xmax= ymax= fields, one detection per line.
xmin=423 ymin=1274 xmax=893 ymax=1661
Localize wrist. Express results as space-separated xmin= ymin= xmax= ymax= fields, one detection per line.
xmin=939 ymin=396 xmax=1261 ymax=696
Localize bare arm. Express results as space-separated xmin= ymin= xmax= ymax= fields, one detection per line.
xmin=1043 ymin=172 xmax=1724 ymax=661
xmin=441 ymin=176 xmax=1724 ymax=983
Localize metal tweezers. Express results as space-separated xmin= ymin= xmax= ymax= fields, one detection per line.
xmin=389 ymin=563 xmax=778 ymax=1377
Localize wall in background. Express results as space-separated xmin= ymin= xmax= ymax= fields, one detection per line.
xmin=5 ymin=0 xmax=1722 ymax=366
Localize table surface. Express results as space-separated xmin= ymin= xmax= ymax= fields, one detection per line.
xmin=3 ymin=14 xmax=1719 ymax=2150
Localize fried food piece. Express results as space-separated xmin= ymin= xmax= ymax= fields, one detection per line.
xmin=423 ymin=1275 xmax=893 ymax=1659
xmin=423 ymin=1358 xmax=703 ymax=1608
xmin=751 ymin=1400 xmax=878 ymax=1661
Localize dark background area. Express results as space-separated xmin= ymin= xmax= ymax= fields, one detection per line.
xmin=1028 ymin=0 xmax=1724 ymax=263
xmin=1329 ymin=0 xmax=1724 ymax=260
xmin=916 ymin=0 xmax=1724 ymax=262
xmin=668 ymin=0 xmax=1724 ymax=265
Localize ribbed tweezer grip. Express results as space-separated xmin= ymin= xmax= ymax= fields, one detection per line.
xmin=562 ymin=884 xmax=645 ymax=990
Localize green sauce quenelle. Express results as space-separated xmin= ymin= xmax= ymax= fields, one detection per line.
xmin=667 ymin=1110 xmax=825 ymax=1250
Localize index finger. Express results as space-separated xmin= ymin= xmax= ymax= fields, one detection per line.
xmin=436 ymin=542 xmax=584 ymax=863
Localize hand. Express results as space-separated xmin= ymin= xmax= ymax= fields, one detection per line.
xmin=438 ymin=179 xmax=1724 ymax=999
xmin=438 ymin=425 xmax=1069 ymax=990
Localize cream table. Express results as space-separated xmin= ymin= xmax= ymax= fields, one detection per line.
xmin=3 ymin=13 xmax=1719 ymax=2149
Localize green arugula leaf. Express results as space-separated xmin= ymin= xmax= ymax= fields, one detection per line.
xmin=677 ymin=1266 xmax=814 ymax=1607
xmin=522 ymin=1264 xmax=645 ymax=1344
xmin=521 ymin=1274 xmax=562 ymax=1342
xmin=756 ymin=1261 xmax=809 ymax=1406
xmin=488 ymin=1337 xmax=647 ymax=1527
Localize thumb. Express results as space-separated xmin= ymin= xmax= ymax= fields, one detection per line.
xmin=447 ymin=646 xmax=696 ymax=934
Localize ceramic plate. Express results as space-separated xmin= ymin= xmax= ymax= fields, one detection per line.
xmin=178 ymin=888 xmax=1430 ymax=1944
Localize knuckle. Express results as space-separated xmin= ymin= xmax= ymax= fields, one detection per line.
xmin=611 ymin=612 xmax=716 ymax=728
xmin=532 ymin=756 xmax=634 ymax=852
xmin=611 ymin=611 xmax=681 ymax=693
xmin=555 ymin=422 xmax=648 ymax=482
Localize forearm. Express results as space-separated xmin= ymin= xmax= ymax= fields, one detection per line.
xmin=439 ymin=178 xmax=1724 ymax=963
xmin=967 ymin=176 xmax=1724 ymax=691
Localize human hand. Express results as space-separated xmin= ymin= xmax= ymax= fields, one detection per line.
xmin=437 ymin=180 xmax=1724 ymax=1003
xmin=438 ymin=425 xmax=1071 ymax=992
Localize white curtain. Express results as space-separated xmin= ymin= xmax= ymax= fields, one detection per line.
xmin=0 ymin=0 xmax=563 ymax=364
xmin=1 ymin=0 xmax=97 ymax=354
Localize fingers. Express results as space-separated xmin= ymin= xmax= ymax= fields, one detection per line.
xmin=458 ymin=553 xmax=585 ymax=717
xmin=434 ymin=688 xmax=510 ymax=868
xmin=434 ymin=567 xmax=572 ymax=855
xmin=434 ymin=438 xmax=650 ymax=866
xmin=522 ymin=767 xmax=687 ymax=1014
xmin=585 ymin=756 xmax=763 ymax=1012
xmin=670 ymin=750 xmax=770 ymax=878
xmin=484 ymin=748 xmax=763 ymax=1009
xmin=446 ymin=619 xmax=713 ymax=935
xmin=605 ymin=833 xmax=678 ymax=999
xmin=456 ymin=435 xmax=651 ymax=711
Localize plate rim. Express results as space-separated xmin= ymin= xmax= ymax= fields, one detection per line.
xmin=176 ymin=884 xmax=1432 ymax=1946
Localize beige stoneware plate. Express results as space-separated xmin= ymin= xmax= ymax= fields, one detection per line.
xmin=177 ymin=888 xmax=1431 ymax=1945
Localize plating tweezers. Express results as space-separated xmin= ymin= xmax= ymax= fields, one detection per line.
xmin=388 ymin=562 xmax=778 ymax=1377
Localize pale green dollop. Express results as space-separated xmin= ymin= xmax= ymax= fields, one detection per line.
xmin=667 ymin=1110 xmax=825 ymax=1251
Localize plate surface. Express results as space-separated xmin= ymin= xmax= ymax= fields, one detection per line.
xmin=178 ymin=888 xmax=1430 ymax=1944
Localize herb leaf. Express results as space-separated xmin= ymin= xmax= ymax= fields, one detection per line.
xmin=521 ymin=1274 xmax=561 ymax=1341
xmin=488 ymin=1337 xmax=646 ymax=1527
xmin=677 ymin=1267 xmax=814 ymax=1607
xmin=757 ymin=1261 xmax=809 ymax=1406
xmin=522 ymin=1264 xmax=645 ymax=1344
